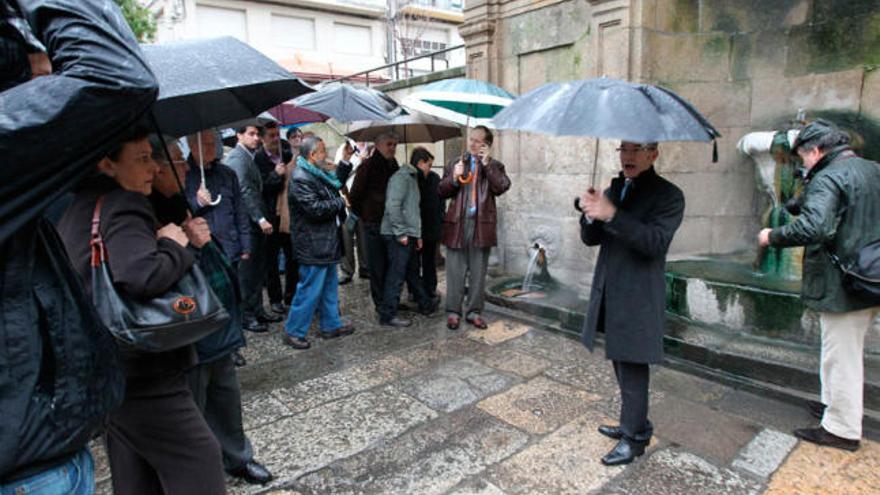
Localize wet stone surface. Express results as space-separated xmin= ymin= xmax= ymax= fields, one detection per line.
xmin=94 ymin=276 xmax=878 ymax=494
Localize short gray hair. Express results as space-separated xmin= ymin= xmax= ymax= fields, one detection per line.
xmin=148 ymin=134 xmax=180 ymax=162
xmin=300 ymin=135 xmax=324 ymax=158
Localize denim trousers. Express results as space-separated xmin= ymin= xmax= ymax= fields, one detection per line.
xmin=0 ymin=449 xmax=94 ymax=495
xmin=284 ymin=263 xmax=343 ymax=338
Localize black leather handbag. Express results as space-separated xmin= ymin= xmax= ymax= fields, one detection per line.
xmin=828 ymin=238 xmax=880 ymax=304
xmin=90 ymin=196 xmax=230 ymax=352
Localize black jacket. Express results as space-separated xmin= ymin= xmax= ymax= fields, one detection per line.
xmin=580 ymin=167 xmax=685 ymax=364
xmin=185 ymin=159 xmax=252 ymax=260
xmin=254 ymin=141 xmax=292 ymax=222
xmin=0 ymin=0 xmax=156 ymax=481
xmin=58 ymin=177 xmax=198 ymax=377
xmin=418 ymin=170 xmax=444 ymax=242
xmin=349 ymin=153 xmax=399 ymax=224
xmin=289 ymin=165 xmax=346 ymax=265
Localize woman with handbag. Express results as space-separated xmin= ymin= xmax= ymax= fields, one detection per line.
xmin=57 ymin=125 xmax=227 ymax=494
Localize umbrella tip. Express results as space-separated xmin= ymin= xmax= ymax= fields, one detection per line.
xmin=712 ymin=139 xmax=719 ymax=163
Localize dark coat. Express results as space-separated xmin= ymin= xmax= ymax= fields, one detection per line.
xmin=438 ymin=155 xmax=511 ymax=249
xmin=0 ymin=0 xmax=156 ymax=479
xmin=289 ymin=165 xmax=346 ymax=265
xmin=418 ymin=170 xmax=444 ymax=242
xmin=58 ymin=177 xmax=198 ymax=376
xmin=185 ymin=159 xmax=252 ymax=261
xmin=349 ymin=153 xmax=399 ymax=224
xmin=580 ymin=167 xmax=685 ymax=364
xmin=770 ymin=148 xmax=880 ymax=313
xmin=226 ymin=144 xmax=265 ymax=227
xmin=254 ymin=141 xmax=292 ymax=222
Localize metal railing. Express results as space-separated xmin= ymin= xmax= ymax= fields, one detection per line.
xmin=330 ymin=43 xmax=465 ymax=86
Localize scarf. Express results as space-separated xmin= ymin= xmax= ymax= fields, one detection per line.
xmin=297 ymin=156 xmax=342 ymax=190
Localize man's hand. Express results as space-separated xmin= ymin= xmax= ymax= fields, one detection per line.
xmin=196 ymin=186 xmax=212 ymax=207
xmin=343 ymin=143 xmax=355 ymax=162
xmin=157 ymin=223 xmax=189 ymax=248
xmin=453 ymin=160 xmax=464 ymax=180
xmin=398 ymin=236 xmax=409 ymax=246
xmin=274 ymin=163 xmax=286 ymax=176
xmin=259 ymin=219 xmax=273 ymax=235
xmin=182 ymin=216 xmax=211 ymax=248
xmin=417 ymin=238 xmax=423 ymax=251
xmin=241 ymin=252 xmax=251 ymax=260
xmin=582 ymin=187 xmax=616 ymax=221
xmin=758 ymin=228 xmax=772 ymax=247
xmin=478 ymin=144 xmax=492 ymax=164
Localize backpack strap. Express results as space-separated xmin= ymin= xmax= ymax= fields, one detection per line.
xmin=90 ymin=196 xmax=107 ymax=267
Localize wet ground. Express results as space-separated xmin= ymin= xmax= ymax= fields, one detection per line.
xmin=93 ymin=274 xmax=879 ymax=494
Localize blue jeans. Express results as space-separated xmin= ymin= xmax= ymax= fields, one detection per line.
xmin=1 ymin=449 xmax=94 ymax=495
xmin=284 ymin=264 xmax=343 ymax=338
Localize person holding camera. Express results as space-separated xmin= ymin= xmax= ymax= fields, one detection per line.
xmin=438 ymin=126 xmax=511 ymax=330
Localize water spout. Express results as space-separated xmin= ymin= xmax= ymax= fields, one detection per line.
xmin=522 ymin=243 xmax=549 ymax=291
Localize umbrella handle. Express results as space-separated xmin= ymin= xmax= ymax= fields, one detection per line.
xmin=209 ymin=194 xmax=222 ymax=206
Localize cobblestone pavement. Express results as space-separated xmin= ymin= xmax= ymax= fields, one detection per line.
xmin=93 ymin=276 xmax=879 ymax=494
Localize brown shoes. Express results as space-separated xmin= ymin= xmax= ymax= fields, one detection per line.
xmin=466 ymin=315 xmax=488 ymax=329
xmin=793 ymin=426 xmax=860 ymax=452
xmin=446 ymin=315 xmax=460 ymax=330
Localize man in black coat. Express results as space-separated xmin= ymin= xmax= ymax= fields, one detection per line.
xmin=580 ymin=141 xmax=685 ymax=466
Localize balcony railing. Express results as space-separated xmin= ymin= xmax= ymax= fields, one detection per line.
xmin=329 ymin=43 xmax=465 ymax=86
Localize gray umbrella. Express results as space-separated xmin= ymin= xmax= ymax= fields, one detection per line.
xmin=142 ymin=36 xmax=313 ymax=137
xmin=346 ymin=111 xmax=461 ymax=143
xmin=293 ymin=82 xmax=401 ymax=123
xmin=493 ymin=77 xmax=720 ymax=142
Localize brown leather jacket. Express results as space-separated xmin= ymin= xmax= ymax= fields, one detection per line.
xmin=438 ymin=155 xmax=511 ymax=249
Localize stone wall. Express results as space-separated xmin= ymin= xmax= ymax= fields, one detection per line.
xmin=459 ymin=0 xmax=880 ymax=292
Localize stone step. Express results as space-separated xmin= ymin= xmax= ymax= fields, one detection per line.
xmin=484 ymin=301 xmax=880 ymax=434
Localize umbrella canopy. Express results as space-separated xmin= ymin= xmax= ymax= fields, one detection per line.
xmin=292 ymin=82 xmax=400 ymax=123
xmin=402 ymin=78 xmax=515 ymax=128
xmin=224 ymin=111 xmax=278 ymax=131
xmin=346 ymin=111 xmax=461 ymax=143
xmin=492 ymin=77 xmax=720 ymax=143
xmin=142 ymin=36 xmax=313 ymax=137
xmin=269 ymin=101 xmax=328 ymax=126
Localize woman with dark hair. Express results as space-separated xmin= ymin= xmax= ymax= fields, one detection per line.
xmin=57 ymin=127 xmax=227 ymax=495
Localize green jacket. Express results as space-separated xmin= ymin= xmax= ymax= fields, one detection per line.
xmin=381 ymin=164 xmax=422 ymax=238
xmin=770 ymin=148 xmax=880 ymax=313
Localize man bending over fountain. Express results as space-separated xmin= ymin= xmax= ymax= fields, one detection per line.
xmin=579 ymin=141 xmax=685 ymax=466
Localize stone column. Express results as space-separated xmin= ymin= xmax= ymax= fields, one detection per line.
xmin=459 ymin=0 xmax=500 ymax=81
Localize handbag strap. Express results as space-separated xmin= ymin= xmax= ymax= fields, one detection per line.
xmin=90 ymin=196 xmax=108 ymax=267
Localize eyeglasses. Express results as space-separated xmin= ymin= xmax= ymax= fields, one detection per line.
xmin=616 ymin=146 xmax=657 ymax=153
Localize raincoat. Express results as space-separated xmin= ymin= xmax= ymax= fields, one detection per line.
xmin=0 ymin=0 xmax=157 ymax=480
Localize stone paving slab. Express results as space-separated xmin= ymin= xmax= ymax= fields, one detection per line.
xmin=651 ymin=394 xmax=761 ymax=466
xmin=398 ymin=357 xmax=520 ymax=412
xmin=474 ymin=348 xmax=552 ymax=378
xmin=448 ymin=479 xmax=508 ymax=495
xmin=764 ymin=439 xmax=880 ymax=494
xmin=297 ymin=408 xmax=529 ymax=495
xmin=467 ymin=320 xmax=531 ymax=345
xmin=605 ymin=447 xmax=762 ymax=495
xmin=489 ymin=411 xmax=625 ymax=494
xmin=500 ymin=330 xmax=593 ymax=365
xmin=732 ymin=428 xmax=799 ymax=479
xmin=477 ymin=376 xmax=600 ymax=435
xmin=247 ymin=385 xmax=436 ymax=488
xmin=395 ymin=335 xmax=489 ymax=369
xmin=272 ymin=356 xmax=416 ymax=414
xmin=241 ymin=392 xmax=293 ymax=431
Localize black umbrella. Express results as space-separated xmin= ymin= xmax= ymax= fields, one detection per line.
xmin=292 ymin=82 xmax=401 ymax=123
xmin=493 ymin=77 xmax=720 ymax=143
xmin=141 ymin=36 xmax=313 ymax=137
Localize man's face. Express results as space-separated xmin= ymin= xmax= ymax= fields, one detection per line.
xmin=467 ymin=128 xmax=489 ymax=156
xmin=288 ymin=130 xmax=303 ymax=149
xmin=376 ymin=137 xmax=398 ymax=159
xmin=796 ymin=146 xmax=823 ymax=170
xmin=264 ymin=127 xmax=280 ymax=151
xmin=187 ymin=131 xmax=218 ymax=164
xmin=153 ymin=145 xmax=189 ymax=196
xmin=237 ymin=126 xmax=260 ymax=150
xmin=617 ymin=141 xmax=658 ymax=179
xmin=309 ymin=141 xmax=328 ymax=167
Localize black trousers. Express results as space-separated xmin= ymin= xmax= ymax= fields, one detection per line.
xmin=406 ymin=239 xmax=439 ymax=299
xmin=362 ymin=222 xmax=387 ymax=311
xmin=378 ymin=235 xmax=411 ymax=322
xmin=613 ymin=360 xmax=653 ymax=443
xmin=105 ymin=371 xmax=226 ymax=495
xmin=186 ymin=354 xmax=254 ymax=471
xmin=265 ymin=229 xmax=297 ymax=305
xmin=239 ymin=227 xmax=267 ymax=317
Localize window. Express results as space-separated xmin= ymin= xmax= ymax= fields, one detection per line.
xmin=334 ymin=23 xmax=372 ymax=55
xmin=196 ymin=4 xmax=247 ymax=42
xmin=272 ymin=14 xmax=315 ymax=50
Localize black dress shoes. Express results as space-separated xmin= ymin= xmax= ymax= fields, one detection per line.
xmin=793 ymin=426 xmax=860 ymax=452
xmin=243 ymin=318 xmax=268 ymax=333
xmin=270 ymin=302 xmax=287 ymax=314
xmin=598 ymin=424 xmax=623 ymax=440
xmin=601 ymin=438 xmax=645 ymax=466
xmin=380 ymin=316 xmax=412 ymax=328
xmin=228 ymin=460 xmax=273 ymax=485
xmin=232 ymin=351 xmax=247 ymax=367
xmin=256 ymin=311 xmax=282 ymax=323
